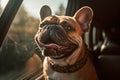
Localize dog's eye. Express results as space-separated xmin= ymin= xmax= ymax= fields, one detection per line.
xmin=61 ymin=21 xmax=75 ymax=31
xmin=65 ymin=25 xmax=71 ymax=30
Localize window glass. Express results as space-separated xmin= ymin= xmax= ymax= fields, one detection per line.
xmin=0 ymin=0 xmax=68 ymax=78
xmin=0 ymin=0 xmax=9 ymax=16
xmin=22 ymin=0 xmax=68 ymax=18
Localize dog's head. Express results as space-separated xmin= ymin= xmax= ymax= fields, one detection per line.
xmin=35 ymin=6 xmax=93 ymax=59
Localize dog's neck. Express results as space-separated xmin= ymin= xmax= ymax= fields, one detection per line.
xmin=66 ymin=36 xmax=85 ymax=65
xmin=47 ymin=37 xmax=88 ymax=73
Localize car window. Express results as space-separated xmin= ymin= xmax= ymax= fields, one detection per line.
xmin=0 ymin=0 xmax=67 ymax=79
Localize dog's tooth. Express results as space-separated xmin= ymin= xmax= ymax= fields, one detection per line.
xmin=60 ymin=47 xmax=64 ymax=50
xmin=40 ymin=47 xmax=46 ymax=56
xmin=60 ymin=46 xmax=68 ymax=50
xmin=61 ymin=46 xmax=66 ymax=49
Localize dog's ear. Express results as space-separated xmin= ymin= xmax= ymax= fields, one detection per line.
xmin=73 ymin=6 xmax=93 ymax=32
xmin=40 ymin=5 xmax=52 ymax=21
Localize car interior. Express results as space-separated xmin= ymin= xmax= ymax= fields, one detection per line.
xmin=0 ymin=0 xmax=120 ymax=80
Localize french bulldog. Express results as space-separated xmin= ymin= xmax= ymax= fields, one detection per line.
xmin=35 ymin=6 xmax=98 ymax=80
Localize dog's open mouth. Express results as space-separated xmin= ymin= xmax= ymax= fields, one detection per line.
xmin=35 ymin=36 xmax=77 ymax=59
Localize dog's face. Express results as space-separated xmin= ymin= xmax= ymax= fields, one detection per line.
xmin=35 ymin=6 xmax=93 ymax=59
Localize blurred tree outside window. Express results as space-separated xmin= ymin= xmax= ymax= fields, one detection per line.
xmin=55 ymin=3 xmax=66 ymax=15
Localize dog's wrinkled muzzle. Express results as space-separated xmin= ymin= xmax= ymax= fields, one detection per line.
xmin=35 ymin=24 xmax=77 ymax=59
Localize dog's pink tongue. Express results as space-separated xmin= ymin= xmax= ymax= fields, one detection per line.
xmin=45 ymin=43 xmax=60 ymax=50
xmin=37 ymin=41 xmax=59 ymax=50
